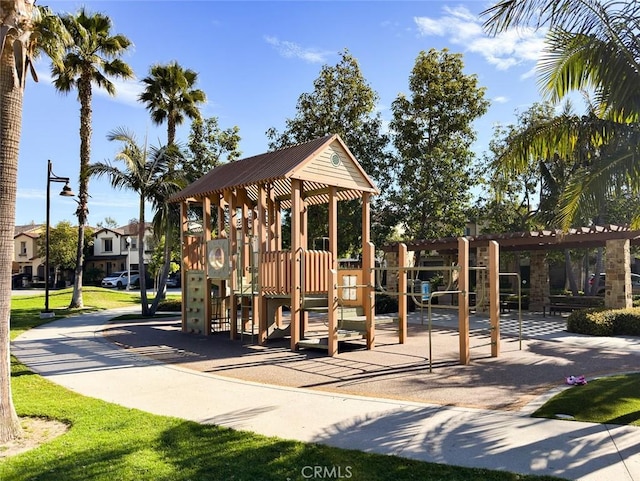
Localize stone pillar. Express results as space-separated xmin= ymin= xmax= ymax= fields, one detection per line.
xmin=384 ymin=249 xmax=415 ymax=294
xmin=475 ymin=246 xmax=489 ymax=313
xmin=605 ymin=239 xmax=632 ymax=309
xmin=384 ymin=250 xmax=399 ymax=292
xmin=529 ymin=251 xmax=549 ymax=312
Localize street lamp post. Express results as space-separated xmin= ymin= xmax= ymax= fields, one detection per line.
xmin=41 ymin=160 xmax=75 ymax=319
xmin=126 ymin=236 xmax=131 ymax=290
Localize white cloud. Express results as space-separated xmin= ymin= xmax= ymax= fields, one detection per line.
xmin=492 ymin=96 xmax=509 ymax=104
xmin=264 ymin=35 xmax=332 ymax=64
xmin=17 ymin=189 xmax=45 ymax=200
xmin=414 ymin=6 xmax=548 ymax=71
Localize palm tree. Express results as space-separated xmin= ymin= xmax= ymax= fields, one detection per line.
xmin=0 ymin=2 xmax=68 ymax=444
xmin=52 ymin=8 xmax=133 ymax=309
xmin=89 ymin=128 xmax=184 ymax=316
xmin=139 ymin=61 xmax=206 ymax=297
xmin=139 ymin=61 xmax=206 ymax=146
xmin=481 ymin=0 xmax=640 ymax=228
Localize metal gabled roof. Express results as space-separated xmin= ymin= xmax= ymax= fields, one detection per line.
xmin=170 ymin=134 xmax=378 ymax=208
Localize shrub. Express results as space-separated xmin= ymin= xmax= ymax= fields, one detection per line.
xmin=375 ymin=293 xmax=398 ymax=314
xmin=157 ymin=298 xmax=181 ymax=312
xmin=613 ymin=310 xmax=640 ymax=336
xmin=567 ymin=307 xmax=640 ymax=336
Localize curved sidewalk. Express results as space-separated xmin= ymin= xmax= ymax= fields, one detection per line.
xmin=11 ymin=308 xmax=640 ymax=481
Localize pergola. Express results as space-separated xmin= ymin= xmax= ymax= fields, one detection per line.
xmin=382 ymin=224 xmax=640 ymax=311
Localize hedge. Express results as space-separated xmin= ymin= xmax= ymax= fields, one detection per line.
xmin=567 ymin=307 xmax=640 ymax=336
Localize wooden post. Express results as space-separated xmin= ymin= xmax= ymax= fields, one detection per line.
xmin=226 ymin=190 xmax=238 ymax=340
xmin=329 ymin=187 xmax=338 ymax=269
xmin=362 ymin=193 xmax=375 ymax=349
xmin=327 ymin=268 xmax=338 ymax=356
xmin=203 ymin=196 xmax=212 ymax=335
xmin=256 ymin=184 xmax=266 ymax=340
xmin=398 ymin=243 xmax=407 ymax=344
xmin=180 ymin=201 xmax=188 ymax=332
xmin=458 ymin=237 xmax=470 ymax=365
xmin=489 ymin=240 xmax=500 ymax=357
xmin=290 ymin=179 xmax=302 ymax=351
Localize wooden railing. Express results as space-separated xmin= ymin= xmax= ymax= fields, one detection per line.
xmin=302 ymin=250 xmax=332 ymax=294
xmin=260 ymin=249 xmax=332 ymax=296
xmin=260 ymin=250 xmax=292 ymax=295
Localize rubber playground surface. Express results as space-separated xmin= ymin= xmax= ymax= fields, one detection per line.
xmin=101 ymin=309 xmax=640 ymax=411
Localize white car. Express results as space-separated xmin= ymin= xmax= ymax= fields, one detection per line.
xmin=589 ymin=273 xmax=640 ymax=295
xmin=101 ymin=271 xmax=139 ymax=289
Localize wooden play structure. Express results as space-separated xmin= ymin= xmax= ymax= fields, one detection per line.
xmin=170 ymin=134 xmax=382 ymax=355
xmin=169 ymin=134 xmax=509 ymax=361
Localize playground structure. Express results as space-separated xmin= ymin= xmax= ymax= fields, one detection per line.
xmin=170 ymin=134 xmax=381 ymax=356
xmin=169 ymin=134 xmax=516 ymax=362
xmin=170 ymin=135 xmax=640 ymax=364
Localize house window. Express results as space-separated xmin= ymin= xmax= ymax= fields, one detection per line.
xmin=130 ymin=238 xmax=137 ymax=249
xmin=19 ymin=241 xmax=27 ymax=256
xmin=103 ymin=238 xmax=113 ymax=252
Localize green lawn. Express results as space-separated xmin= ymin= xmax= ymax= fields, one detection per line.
xmin=533 ymin=373 xmax=640 ymax=426
xmin=0 ymin=288 xmax=578 ymax=480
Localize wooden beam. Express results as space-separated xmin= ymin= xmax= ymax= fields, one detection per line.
xmin=458 ymin=237 xmax=470 ymax=365
xmin=362 ymin=193 xmax=374 ymax=350
xmin=225 ymin=189 xmax=238 ymax=341
xmin=203 ymin=196 xmax=212 ymax=336
xmin=180 ymin=201 xmax=188 ymax=333
xmin=290 ymin=179 xmax=302 ymax=351
xmin=327 ymin=268 xmax=338 ymax=356
xmin=398 ymin=243 xmax=407 ymax=344
xmin=489 ymin=240 xmax=500 ymax=357
xmin=329 ymin=186 xmax=337 ymax=269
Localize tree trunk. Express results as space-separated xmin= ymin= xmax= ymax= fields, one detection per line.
xmin=70 ymin=76 xmax=93 ymax=308
xmin=565 ymin=249 xmax=578 ymax=295
xmin=0 ymin=0 xmax=31 ymax=442
xmin=149 ymin=226 xmax=173 ymax=315
xmin=138 ymin=202 xmax=150 ymax=316
xmin=590 ymin=247 xmax=605 ymax=296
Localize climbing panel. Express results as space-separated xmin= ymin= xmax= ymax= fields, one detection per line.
xmin=184 ymin=270 xmax=207 ymax=334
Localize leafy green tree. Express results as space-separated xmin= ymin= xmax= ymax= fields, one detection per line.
xmin=89 ymin=127 xmax=184 ymax=315
xmin=390 ymin=48 xmax=489 ymax=240
xmin=52 ymin=8 xmax=133 ymax=309
xmin=267 ymin=49 xmax=393 ymax=254
xmin=0 ymin=1 xmax=68 ymax=443
xmin=476 ymin=101 xmax=577 ymax=233
xmin=184 ymin=116 xmax=241 ymax=182
xmin=481 ymin=0 xmax=640 ymax=228
xmin=37 ymin=220 xmax=77 ymax=284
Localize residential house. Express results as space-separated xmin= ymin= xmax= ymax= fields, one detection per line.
xmin=12 ymin=224 xmax=44 ymax=285
xmin=84 ymin=222 xmax=154 ymax=283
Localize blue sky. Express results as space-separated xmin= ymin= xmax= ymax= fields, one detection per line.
xmin=17 ymin=0 xmax=551 ymax=228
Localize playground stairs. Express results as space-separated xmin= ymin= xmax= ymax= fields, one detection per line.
xmin=298 ymin=305 xmax=379 ymax=351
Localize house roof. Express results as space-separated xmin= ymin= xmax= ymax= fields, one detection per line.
xmin=170 ymin=134 xmax=379 ymax=208
xmin=14 ymin=224 xmax=42 ymax=237
xmin=93 ymin=227 xmax=123 ymax=237
xmin=382 ymin=224 xmax=640 ymax=253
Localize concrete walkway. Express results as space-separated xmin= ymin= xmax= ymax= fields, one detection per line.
xmin=11 ymin=308 xmax=640 ymax=481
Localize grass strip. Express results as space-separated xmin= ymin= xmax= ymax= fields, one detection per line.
xmin=0 ymin=288 xmax=574 ymax=479
xmin=533 ymin=373 xmax=640 ymax=426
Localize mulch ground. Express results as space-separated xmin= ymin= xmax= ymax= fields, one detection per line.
xmin=102 ymin=314 xmax=640 ymax=411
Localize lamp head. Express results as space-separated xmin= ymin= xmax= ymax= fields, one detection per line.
xmin=60 ymin=183 xmax=75 ymax=197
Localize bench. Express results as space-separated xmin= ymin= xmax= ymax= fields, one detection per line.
xmin=543 ymin=295 xmax=603 ymax=316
